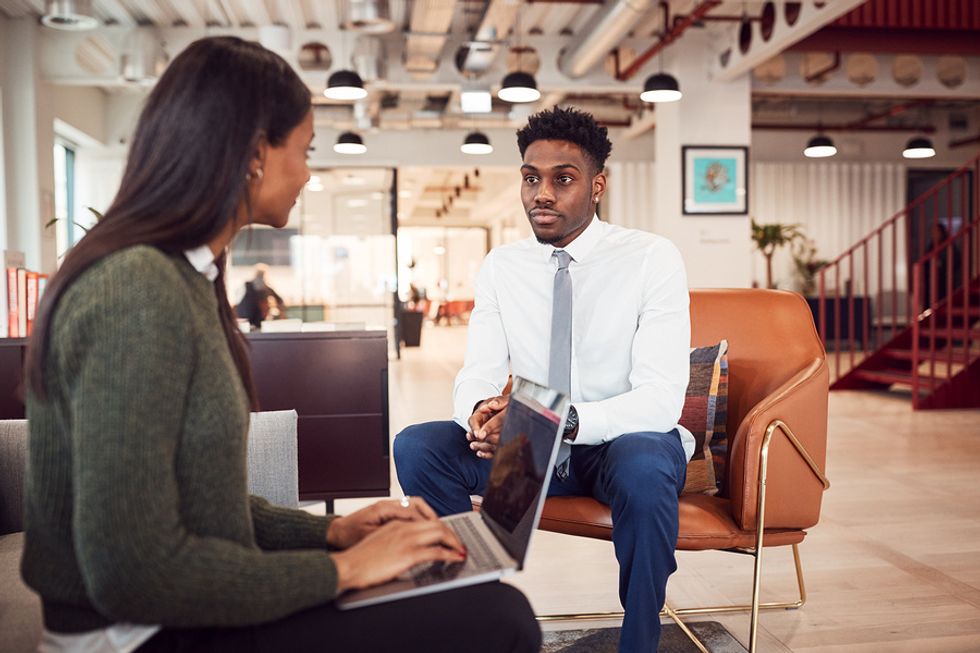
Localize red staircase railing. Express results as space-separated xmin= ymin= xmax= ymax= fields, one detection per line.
xmin=911 ymin=215 xmax=980 ymax=408
xmin=817 ymin=154 xmax=980 ymax=385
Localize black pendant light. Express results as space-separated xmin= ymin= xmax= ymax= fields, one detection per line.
xmin=461 ymin=131 xmax=493 ymax=155
xmin=334 ymin=131 xmax=367 ymax=155
xmin=498 ymin=71 xmax=540 ymax=103
xmin=324 ymin=70 xmax=368 ymax=101
xmin=903 ymin=136 xmax=936 ymax=159
xmin=803 ymin=134 xmax=837 ymax=158
xmin=640 ymin=72 xmax=682 ymax=103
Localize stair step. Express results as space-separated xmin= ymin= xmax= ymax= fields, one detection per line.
xmin=917 ymin=327 xmax=980 ymax=340
xmin=885 ymin=348 xmax=977 ymax=362
xmin=852 ymin=369 xmax=942 ymax=389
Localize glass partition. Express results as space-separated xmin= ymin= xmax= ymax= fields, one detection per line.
xmin=228 ymin=168 xmax=397 ymax=351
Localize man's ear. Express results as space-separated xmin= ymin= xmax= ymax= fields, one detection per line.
xmin=592 ymin=172 xmax=607 ymax=202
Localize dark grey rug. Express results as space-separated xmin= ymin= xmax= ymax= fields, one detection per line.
xmin=542 ymin=621 xmax=748 ymax=653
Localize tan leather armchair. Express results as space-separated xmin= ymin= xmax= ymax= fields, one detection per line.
xmin=537 ymin=289 xmax=830 ymax=652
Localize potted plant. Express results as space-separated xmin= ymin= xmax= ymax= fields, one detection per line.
xmin=751 ymin=220 xmax=803 ymax=289
xmin=791 ymin=238 xmax=828 ymax=296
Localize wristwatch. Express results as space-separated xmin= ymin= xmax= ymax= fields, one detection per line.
xmin=563 ymin=406 xmax=579 ymax=437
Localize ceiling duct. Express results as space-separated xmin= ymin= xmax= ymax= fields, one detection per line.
xmin=559 ymin=0 xmax=656 ymax=79
xmin=121 ymin=31 xmax=166 ymax=83
xmin=460 ymin=0 xmax=519 ymax=77
xmin=404 ymin=0 xmax=457 ymax=77
xmin=341 ymin=0 xmax=396 ymax=35
xmin=352 ymin=35 xmax=386 ymax=82
xmin=42 ymin=0 xmax=99 ymax=30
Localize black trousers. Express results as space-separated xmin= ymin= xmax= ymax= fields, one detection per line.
xmin=138 ymin=582 xmax=541 ymax=653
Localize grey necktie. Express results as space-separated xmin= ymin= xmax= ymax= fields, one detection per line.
xmin=549 ymin=250 xmax=573 ymax=478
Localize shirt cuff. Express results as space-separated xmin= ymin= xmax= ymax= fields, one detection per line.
xmin=453 ymin=379 xmax=501 ymax=429
xmin=570 ymin=401 xmax=610 ymax=446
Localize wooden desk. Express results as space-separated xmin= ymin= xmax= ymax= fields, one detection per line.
xmin=0 ymin=339 xmax=26 ymax=420
xmin=0 ymin=331 xmax=391 ymax=503
xmin=246 ymin=331 xmax=390 ymax=502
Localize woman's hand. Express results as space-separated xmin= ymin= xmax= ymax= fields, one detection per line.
xmin=332 ymin=519 xmax=466 ymax=592
xmin=326 ymin=497 xmax=437 ymax=550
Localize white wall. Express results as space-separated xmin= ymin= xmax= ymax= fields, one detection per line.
xmin=752 ymin=161 xmax=908 ymax=293
xmin=0 ymin=12 xmax=7 ymax=254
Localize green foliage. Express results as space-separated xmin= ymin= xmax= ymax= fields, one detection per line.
xmin=751 ymin=220 xmax=805 ymax=289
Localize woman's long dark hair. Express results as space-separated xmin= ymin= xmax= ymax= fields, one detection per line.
xmin=26 ymin=36 xmax=312 ymax=408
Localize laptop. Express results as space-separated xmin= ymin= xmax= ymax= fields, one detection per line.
xmin=337 ymin=376 xmax=569 ymax=610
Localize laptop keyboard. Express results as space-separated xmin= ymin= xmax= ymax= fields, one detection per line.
xmin=407 ymin=515 xmax=507 ymax=586
xmin=447 ymin=515 xmax=504 ymax=572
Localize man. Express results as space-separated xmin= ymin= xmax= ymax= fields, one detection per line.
xmin=235 ymin=263 xmax=286 ymax=329
xmin=394 ymin=107 xmax=692 ymax=652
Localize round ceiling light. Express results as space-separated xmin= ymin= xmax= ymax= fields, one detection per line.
xmin=324 ymin=70 xmax=368 ymax=101
xmin=902 ymin=136 xmax=936 ymax=159
xmin=803 ymin=134 xmax=837 ymax=158
xmin=460 ymin=131 xmax=493 ymax=155
xmin=334 ymin=131 xmax=367 ymax=155
xmin=640 ymin=72 xmax=682 ymax=103
xmin=498 ymin=71 xmax=540 ymax=103
xmin=42 ymin=0 xmax=99 ymax=30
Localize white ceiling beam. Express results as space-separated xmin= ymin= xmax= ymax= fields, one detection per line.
xmin=269 ymin=0 xmax=304 ymax=30
xmin=303 ymin=0 xmax=336 ymax=29
xmin=237 ymin=0 xmax=272 ymax=27
xmin=128 ymin=0 xmax=170 ymax=25
xmin=95 ymin=0 xmax=136 ymax=26
xmin=711 ymin=0 xmax=867 ymax=82
xmin=218 ymin=0 xmax=240 ymax=26
xmin=168 ymin=0 xmax=206 ymax=28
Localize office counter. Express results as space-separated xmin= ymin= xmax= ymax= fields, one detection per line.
xmin=0 ymin=331 xmax=391 ymax=505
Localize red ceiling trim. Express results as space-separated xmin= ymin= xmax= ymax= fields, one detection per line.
xmin=835 ymin=0 xmax=980 ymax=30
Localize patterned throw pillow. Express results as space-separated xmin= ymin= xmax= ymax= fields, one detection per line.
xmin=709 ymin=349 xmax=730 ymax=494
xmin=679 ymin=340 xmax=729 ymax=495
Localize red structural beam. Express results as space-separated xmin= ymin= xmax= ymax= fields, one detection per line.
xmin=615 ymin=0 xmax=722 ymax=81
xmin=753 ymin=122 xmax=936 ymax=133
xmin=845 ymin=99 xmax=932 ymax=129
xmin=790 ymin=27 xmax=980 ymax=54
xmin=834 ymin=0 xmax=980 ymax=30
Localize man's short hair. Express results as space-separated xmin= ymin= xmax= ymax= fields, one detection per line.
xmin=516 ymin=107 xmax=613 ymax=173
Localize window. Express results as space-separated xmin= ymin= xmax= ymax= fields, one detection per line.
xmin=53 ymin=140 xmax=78 ymax=258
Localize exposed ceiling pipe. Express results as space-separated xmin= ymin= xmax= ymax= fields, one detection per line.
xmin=558 ymin=0 xmax=657 ymax=79
xmin=845 ymin=100 xmax=932 ymax=130
xmin=615 ymin=0 xmax=720 ymax=81
xmin=753 ymin=123 xmax=936 ymax=134
xmin=949 ymin=133 xmax=980 ymax=149
xmin=460 ymin=0 xmax=519 ymax=77
xmin=403 ymin=0 xmax=457 ymax=77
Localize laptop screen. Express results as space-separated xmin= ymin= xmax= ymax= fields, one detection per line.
xmin=480 ymin=379 xmax=568 ymax=568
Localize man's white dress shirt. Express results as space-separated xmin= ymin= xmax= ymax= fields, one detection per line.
xmin=453 ymin=216 xmax=694 ymax=462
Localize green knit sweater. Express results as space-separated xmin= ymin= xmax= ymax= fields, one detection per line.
xmin=21 ymin=246 xmax=339 ymax=631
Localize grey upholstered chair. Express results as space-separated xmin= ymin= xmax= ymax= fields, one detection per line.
xmin=1 ymin=419 xmax=41 ymax=653
xmin=0 ymin=411 xmax=300 ymax=652
xmin=246 ymin=409 xmax=300 ymax=509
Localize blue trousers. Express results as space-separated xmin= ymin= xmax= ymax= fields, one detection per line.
xmin=394 ymin=421 xmax=687 ymax=653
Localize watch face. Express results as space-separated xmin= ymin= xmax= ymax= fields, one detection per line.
xmin=563 ymin=407 xmax=578 ymax=434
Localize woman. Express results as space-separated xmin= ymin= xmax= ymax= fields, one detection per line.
xmin=22 ymin=37 xmax=540 ymax=653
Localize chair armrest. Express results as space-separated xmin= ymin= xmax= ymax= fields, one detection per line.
xmin=727 ymin=358 xmax=829 ymax=532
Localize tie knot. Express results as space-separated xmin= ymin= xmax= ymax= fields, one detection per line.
xmin=553 ymin=250 xmax=572 ymax=270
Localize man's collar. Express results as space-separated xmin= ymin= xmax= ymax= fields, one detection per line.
xmin=537 ymin=215 xmax=604 ymax=263
xmin=184 ymin=245 xmax=219 ymax=282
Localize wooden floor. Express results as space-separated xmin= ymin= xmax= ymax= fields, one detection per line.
xmin=335 ymin=325 xmax=980 ymax=652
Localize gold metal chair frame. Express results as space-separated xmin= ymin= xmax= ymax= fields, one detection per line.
xmin=536 ymin=419 xmax=830 ymax=653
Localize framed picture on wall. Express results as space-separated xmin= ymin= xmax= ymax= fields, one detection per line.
xmin=681 ymin=145 xmax=749 ymax=215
